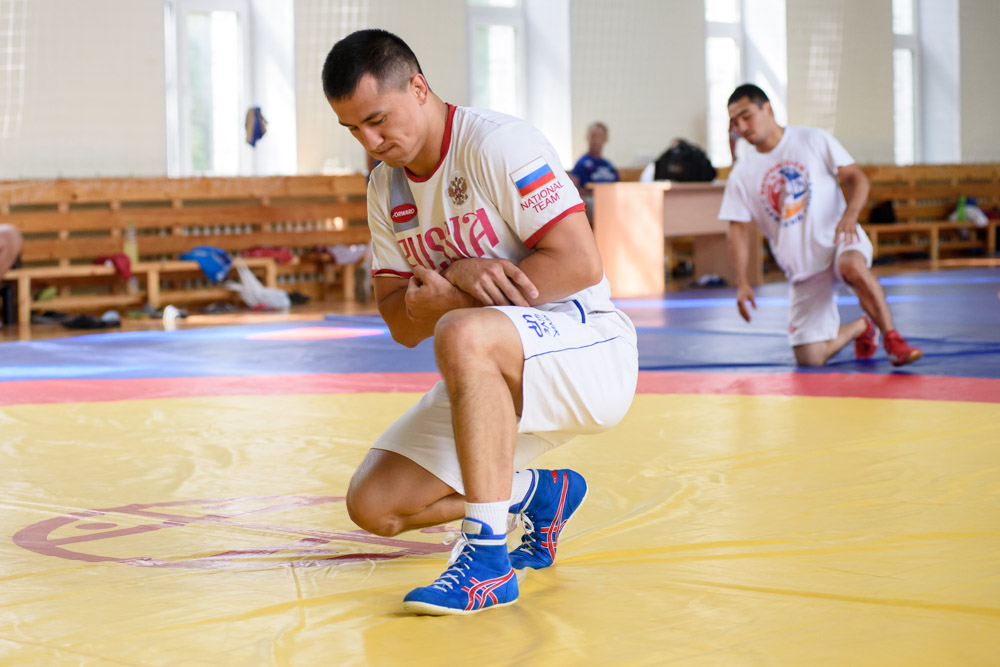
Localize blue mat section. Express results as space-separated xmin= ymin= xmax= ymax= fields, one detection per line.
xmin=1 ymin=269 xmax=998 ymax=382
xmin=0 ymin=317 xmax=436 ymax=382
xmin=626 ymin=268 xmax=1000 ymax=377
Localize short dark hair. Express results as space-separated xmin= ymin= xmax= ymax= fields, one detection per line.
xmin=728 ymin=83 xmax=769 ymax=107
xmin=587 ymin=121 xmax=609 ymax=136
xmin=322 ymin=29 xmax=424 ymax=101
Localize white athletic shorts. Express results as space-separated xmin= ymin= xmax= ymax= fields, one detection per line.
xmin=788 ymin=227 xmax=874 ymax=346
xmin=372 ymin=306 xmax=639 ymax=495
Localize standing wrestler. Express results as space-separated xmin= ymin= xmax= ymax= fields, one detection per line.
xmin=322 ymin=30 xmax=638 ymax=615
xmin=720 ymin=84 xmax=921 ymax=367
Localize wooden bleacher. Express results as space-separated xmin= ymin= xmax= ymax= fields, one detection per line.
xmin=859 ymin=164 xmax=999 ymax=263
xmin=0 ymin=175 xmax=371 ymax=328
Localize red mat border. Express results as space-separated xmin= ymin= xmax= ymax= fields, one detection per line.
xmin=1 ymin=371 xmax=998 ymax=406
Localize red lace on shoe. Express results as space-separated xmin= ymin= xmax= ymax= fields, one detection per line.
xmin=884 ymin=330 xmax=922 ymax=366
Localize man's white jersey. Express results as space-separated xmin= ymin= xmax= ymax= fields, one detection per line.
xmin=718 ymin=126 xmax=856 ymax=283
xmin=366 ymin=105 xmax=614 ymax=314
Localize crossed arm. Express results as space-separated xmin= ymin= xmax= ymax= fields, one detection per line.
xmin=374 ymin=211 xmax=603 ymax=348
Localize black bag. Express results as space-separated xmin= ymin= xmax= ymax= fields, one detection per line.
xmin=868 ymin=200 xmax=897 ymax=223
xmin=653 ymin=139 xmax=717 ymax=182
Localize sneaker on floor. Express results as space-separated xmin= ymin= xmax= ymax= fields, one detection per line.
xmin=854 ymin=318 xmax=880 ymax=360
xmin=402 ymin=518 xmax=518 ymax=616
xmin=509 ymin=469 xmax=588 ymax=570
xmin=884 ymin=330 xmax=922 ymax=366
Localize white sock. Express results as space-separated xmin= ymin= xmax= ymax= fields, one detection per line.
xmin=465 ymin=500 xmax=510 ymax=536
xmin=508 ymin=469 xmax=536 ymax=513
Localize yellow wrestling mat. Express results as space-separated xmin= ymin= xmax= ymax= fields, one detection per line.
xmin=3 ymin=392 xmax=1000 ymax=665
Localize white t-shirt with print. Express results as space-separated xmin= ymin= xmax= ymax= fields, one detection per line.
xmin=718 ymin=126 xmax=856 ymax=283
xmin=367 ymin=104 xmax=614 ymax=314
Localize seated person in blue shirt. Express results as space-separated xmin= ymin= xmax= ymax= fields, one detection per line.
xmin=571 ymin=122 xmax=619 ymax=195
xmin=570 ymin=122 xmax=619 ymax=222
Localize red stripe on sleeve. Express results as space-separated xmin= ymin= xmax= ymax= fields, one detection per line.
xmin=524 ymin=203 xmax=586 ymax=248
xmin=373 ymin=269 xmax=414 ymax=278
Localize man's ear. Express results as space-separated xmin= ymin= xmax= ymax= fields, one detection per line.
xmin=410 ymin=73 xmax=429 ymax=104
xmin=764 ymin=100 xmax=774 ymax=118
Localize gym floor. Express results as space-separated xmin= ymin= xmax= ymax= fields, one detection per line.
xmin=2 ymin=266 xmax=998 ymax=665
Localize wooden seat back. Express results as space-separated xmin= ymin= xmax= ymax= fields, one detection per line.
xmin=0 ymin=175 xmax=373 ymax=328
xmin=860 ymin=164 xmax=1000 ymax=223
xmin=0 ymin=175 xmax=370 ymax=270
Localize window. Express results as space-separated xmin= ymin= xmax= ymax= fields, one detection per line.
xmin=704 ymin=0 xmax=743 ymax=168
xmin=165 ymin=0 xmax=251 ymax=176
xmin=466 ymin=0 xmax=524 ymax=118
xmin=892 ymin=0 xmax=918 ymax=164
xmin=464 ymin=0 xmax=571 ymax=165
xmin=704 ymin=1 xmax=787 ymax=168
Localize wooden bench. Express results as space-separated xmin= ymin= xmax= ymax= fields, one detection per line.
xmin=6 ymin=257 xmax=281 ymax=329
xmin=1 ymin=175 xmax=371 ymax=328
xmin=860 ymin=164 xmax=999 ymax=263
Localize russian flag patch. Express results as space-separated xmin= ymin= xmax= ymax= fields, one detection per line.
xmin=510 ymin=157 xmax=557 ymax=197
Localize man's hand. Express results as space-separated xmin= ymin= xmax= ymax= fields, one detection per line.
xmin=736 ymin=283 xmax=757 ymax=323
xmin=728 ymin=118 xmax=740 ymax=162
xmin=442 ymin=257 xmax=538 ymax=306
xmin=405 ymin=265 xmax=463 ymax=321
xmin=834 ymin=216 xmax=860 ymax=244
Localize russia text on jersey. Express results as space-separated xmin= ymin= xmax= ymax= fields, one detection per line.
xmin=372 ymin=203 xmax=586 ymax=278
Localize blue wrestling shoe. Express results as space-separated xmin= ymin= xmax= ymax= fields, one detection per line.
xmin=402 ymin=518 xmax=518 ymax=616
xmin=508 ymin=469 xmax=588 ymax=570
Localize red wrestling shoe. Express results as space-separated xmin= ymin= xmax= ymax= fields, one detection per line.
xmin=884 ymin=330 xmax=922 ymax=366
xmin=854 ymin=318 xmax=879 ymax=360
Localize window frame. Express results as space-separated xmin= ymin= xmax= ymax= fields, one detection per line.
xmin=465 ymin=0 xmax=527 ymax=119
xmin=892 ymin=0 xmax=921 ymax=164
xmin=165 ymin=0 xmax=253 ymax=177
xmin=704 ymin=2 xmax=745 ymax=168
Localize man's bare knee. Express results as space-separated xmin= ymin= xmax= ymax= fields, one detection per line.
xmin=434 ymin=310 xmax=515 ymax=378
xmin=346 ymin=467 xmax=407 ymax=537
xmin=793 ymin=344 xmax=829 ymax=367
xmin=344 ymin=448 xmax=463 ymax=536
xmin=838 ymin=253 xmax=869 ymax=285
xmin=434 ymin=311 xmax=491 ymax=363
xmin=794 ymin=350 xmax=826 ymax=366
xmin=345 ymin=484 xmax=404 ymax=537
